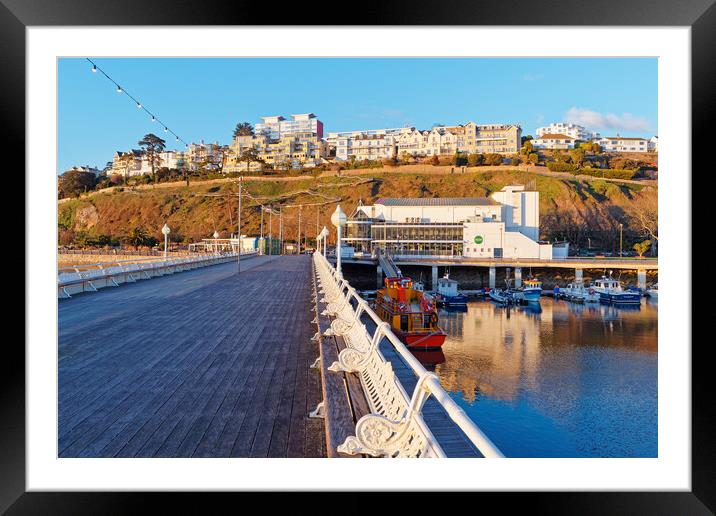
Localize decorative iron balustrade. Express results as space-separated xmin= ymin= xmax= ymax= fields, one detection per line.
xmin=312 ymin=251 xmax=503 ymax=458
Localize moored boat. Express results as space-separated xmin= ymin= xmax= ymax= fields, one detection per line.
xmin=591 ymin=276 xmax=641 ymax=305
xmin=489 ymin=288 xmax=516 ymax=305
xmin=374 ymin=276 xmax=447 ymax=349
xmin=562 ymin=282 xmax=600 ymax=303
xmin=646 ymin=283 xmax=658 ymax=300
xmin=434 ymin=274 xmax=468 ymax=307
xmin=518 ymin=279 xmax=542 ymax=302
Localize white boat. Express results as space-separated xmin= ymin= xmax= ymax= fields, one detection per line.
xmin=591 ymin=276 xmax=641 ymax=305
xmin=646 ymin=283 xmax=658 ymax=300
xmin=489 ymin=288 xmax=516 ymax=305
xmin=561 ymin=282 xmax=600 ymax=303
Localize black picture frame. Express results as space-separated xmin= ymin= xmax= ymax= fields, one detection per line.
xmin=5 ymin=0 xmax=712 ymax=512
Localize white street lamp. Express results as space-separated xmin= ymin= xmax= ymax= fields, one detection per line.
xmin=213 ymin=231 xmax=220 ymax=254
xmin=320 ymin=226 xmax=329 ymax=256
xmin=331 ymin=206 xmax=346 ymax=275
xmin=161 ymin=223 xmax=171 ymax=260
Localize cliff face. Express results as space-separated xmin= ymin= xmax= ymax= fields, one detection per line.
xmin=58 ymin=170 xmax=657 ymax=249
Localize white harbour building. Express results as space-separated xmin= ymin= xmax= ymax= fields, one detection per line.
xmin=343 ymin=185 xmax=567 ymax=260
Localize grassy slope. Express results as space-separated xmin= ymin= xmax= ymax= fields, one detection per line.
xmin=58 ymin=170 xmax=656 ymax=246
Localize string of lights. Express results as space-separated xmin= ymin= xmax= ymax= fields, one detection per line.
xmin=86 ymin=58 xmax=189 ymax=147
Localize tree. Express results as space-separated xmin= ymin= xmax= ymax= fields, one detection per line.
xmin=238 ymin=148 xmax=261 ymax=172
xmin=484 ymin=153 xmax=503 ymax=166
xmin=467 ymin=153 xmax=481 ymax=167
xmin=138 ymin=133 xmax=166 ymax=184
xmin=233 ymin=122 xmax=255 ymax=138
xmin=569 ymin=148 xmax=586 ymax=167
xmin=58 ymin=169 xmax=97 ymax=198
xmin=520 ymin=140 xmax=533 ymax=155
xmin=527 ymin=152 xmax=540 ymax=165
xmin=633 ymin=239 xmax=651 ymax=257
xmin=125 ymin=226 xmax=156 ymax=250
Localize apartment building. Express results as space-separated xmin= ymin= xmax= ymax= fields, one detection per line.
xmin=110 ymin=149 xmax=186 ymax=177
xmin=648 ymin=136 xmax=658 ymax=152
xmin=327 ymin=127 xmax=410 ymax=161
xmin=595 ymin=136 xmax=649 ymax=153
xmin=531 ymin=133 xmax=577 ymax=150
xmin=536 ymin=122 xmax=599 ymax=141
xmin=184 ymin=141 xmax=224 ymax=171
xmin=255 ymin=113 xmax=324 ymax=139
xmin=395 ymin=122 xmax=522 ymax=157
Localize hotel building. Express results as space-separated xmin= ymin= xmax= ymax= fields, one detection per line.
xmin=395 ymin=122 xmax=522 ymax=157
xmin=536 ymin=122 xmax=599 ymax=141
xmin=343 ymin=185 xmax=566 ymax=260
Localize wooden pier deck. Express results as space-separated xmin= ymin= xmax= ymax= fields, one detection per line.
xmin=58 ymin=255 xmax=325 ymax=458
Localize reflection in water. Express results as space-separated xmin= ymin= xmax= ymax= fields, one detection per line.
xmin=411 ymin=349 xmax=446 ymax=370
xmin=433 ymin=298 xmax=657 ymax=458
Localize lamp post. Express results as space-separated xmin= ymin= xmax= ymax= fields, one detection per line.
xmin=619 ymin=223 xmax=623 ymax=258
xmin=213 ymin=231 xmax=219 ymax=254
xmin=237 ymin=177 xmax=243 ymax=273
xmin=331 ymin=205 xmax=347 ymax=275
xmin=320 ymin=226 xmax=329 ymax=256
xmin=161 ymin=223 xmax=171 ymax=260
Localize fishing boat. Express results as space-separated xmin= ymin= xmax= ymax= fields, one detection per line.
xmin=591 ymin=276 xmax=642 ymax=305
xmin=646 ymin=283 xmax=658 ymax=300
xmin=434 ymin=274 xmax=468 ymax=307
xmin=517 ymin=278 xmax=542 ymax=302
xmin=561 ymin=282 xmax=600 ymax=303
xmin=374 ymin=276 xmax=447 ymax=349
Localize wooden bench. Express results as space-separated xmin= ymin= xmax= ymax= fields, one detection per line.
xmin=309 ymin=262 xmax=370 ymax=458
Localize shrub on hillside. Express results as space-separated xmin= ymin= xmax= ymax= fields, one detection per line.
xmin=467 ymin=153 xmax=483 ymax=167
xmin=430 ymin=155 xmax=440 ymax=166
xmin=546 ymin=161 xmax=578 ymax=172
xmin=58 ymin=170 xmax=98 ymax=199
xmin=574 ymin=168 xmax=636 ymax=180
xmin=483 ymin=153 xmax=503 ymax=166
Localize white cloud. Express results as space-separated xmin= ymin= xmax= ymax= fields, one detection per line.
xmin=564 ymin=107 xmax=651 ymax=133
xmin=523 ymin=73 xmax=543 ymax=81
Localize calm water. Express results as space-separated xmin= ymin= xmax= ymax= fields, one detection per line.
xmin=430 ymin=297 xmax=658 ymax=458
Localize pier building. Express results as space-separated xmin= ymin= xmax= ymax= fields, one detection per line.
xmin=343 ymin=185 xmax=567 ymax=260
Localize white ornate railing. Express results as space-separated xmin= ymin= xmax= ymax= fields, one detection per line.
xmin=58 ymin=251 xmax=257 ymax=298
xmin=313 ymin=251 xmax=503 ymax=458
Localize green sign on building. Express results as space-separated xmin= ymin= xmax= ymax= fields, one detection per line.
xmin=474 ymin=235 xmax=484 ymax=245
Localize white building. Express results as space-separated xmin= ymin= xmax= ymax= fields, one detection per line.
xmin=67 ymin=165 xmax=102 ymax=176
xmin=648 ymin=136 xmax=658 ymax=152
xmin=595 ymin=136 xmax=649 ymax=153
xmin=255 ymin=113 xmax=324 ymax=139
xmin=344 ymin=185 xmax=562 ymax=260
xmin=327 ymin=127 xmax=410 ymax=161
xmin=536 ymin=122 xmax=599 ymax=141
xmin=530 ymin=133 xmax=577 ymax=150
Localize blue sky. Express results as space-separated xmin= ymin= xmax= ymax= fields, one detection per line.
xmin=58 ymin=58 xmax=657 ymax=173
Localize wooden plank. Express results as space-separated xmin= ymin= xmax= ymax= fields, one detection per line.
xmin=58 ymin=256 xmax=325 ymax=458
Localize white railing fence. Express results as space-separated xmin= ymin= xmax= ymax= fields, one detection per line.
xmin=313 ymin=251 xmax=503 ymax=458
xmin=58 ymin=251 xmax=257 ymax=298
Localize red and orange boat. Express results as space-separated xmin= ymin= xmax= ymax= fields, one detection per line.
xmin=373 ymin=276 xmax=447 ymax=349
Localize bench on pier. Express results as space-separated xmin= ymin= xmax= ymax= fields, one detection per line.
xmin=310 ymin=263 xmax=370 ymax=458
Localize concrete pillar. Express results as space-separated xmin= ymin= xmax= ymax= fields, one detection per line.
xmin=431 ymin=266 xmax=438 ymax=290
xmin=637 ymin=270 xmax=647 ymax=291
xmin=489 ymin=267 xmax=496 ymax=289
xmin=377 ymin=265 xmax=383 ymax=289
xmin=575 ymin=268 xmax=583 ymax=284
xmin=514 ymin=267 xmax=522 ymax=288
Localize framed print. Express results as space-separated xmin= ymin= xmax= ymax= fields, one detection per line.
xmin=6 ymin=0 xmax=714 ymax=512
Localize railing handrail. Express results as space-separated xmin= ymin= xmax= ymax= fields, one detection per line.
xmin=57 ymin=251 xmax=256 ymax=288
xmin=314 ymin=251 xmax=503 ymax=458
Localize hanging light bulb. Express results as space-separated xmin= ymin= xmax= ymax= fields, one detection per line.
xmin=151 ymin=115 xmax=155 ymax=122
xmin=164 ymin=127 xmax=168 ymax=132
xmin=91 ymin=64 xmax=97 ymax=73
xmin=176 ymin=136 xmax=179 ymax=141
xmin=137 ymin=102 xmax=142 ymax=109
xmin=116 ymin=85 xmax=122 ymax=93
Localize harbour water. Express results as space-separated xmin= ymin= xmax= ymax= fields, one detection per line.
xmin=429 ymin=297 xmax=658 ymax=458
